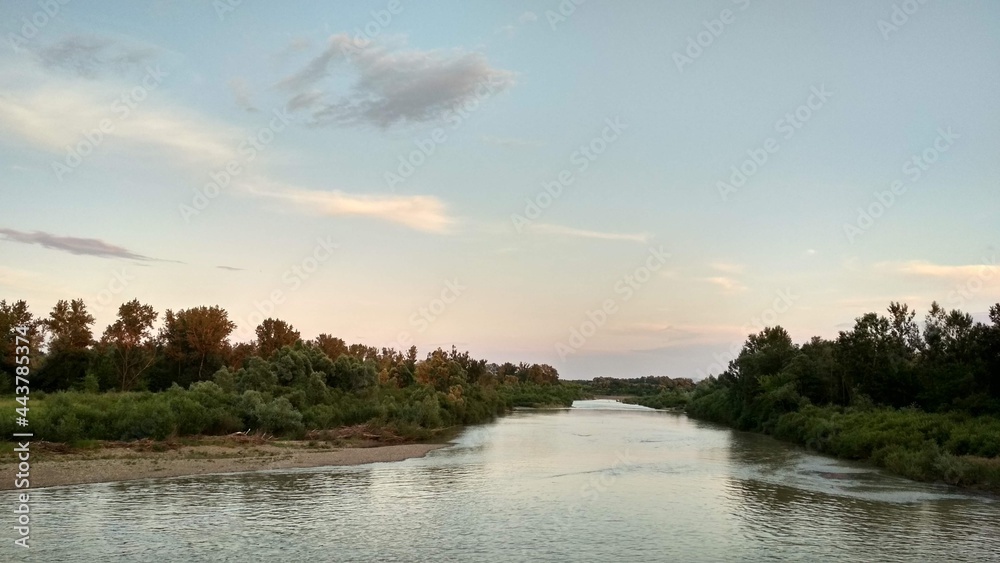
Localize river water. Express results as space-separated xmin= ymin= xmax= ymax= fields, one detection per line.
xmin=4 ymin=400 xmax=999 ymax=562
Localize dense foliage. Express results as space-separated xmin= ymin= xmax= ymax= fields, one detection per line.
xmin=0 ymin=298 xmax=583 ymax=442
xmin=686 ymin=301 xmax=1000 ymax=492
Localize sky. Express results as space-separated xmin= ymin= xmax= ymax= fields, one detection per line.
xmin=1 ymin=0 xmax=998 ymax=380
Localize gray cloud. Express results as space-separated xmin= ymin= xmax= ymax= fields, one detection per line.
xmin=277 ymin=35 xmax=516 ymax=128
xmin=35 ymin=35 xmax=156 ymax=78
xmin=0 ymin=228 xmax=156 ymax=261
xmin=216 ymin=265 xmax=245 ymax=271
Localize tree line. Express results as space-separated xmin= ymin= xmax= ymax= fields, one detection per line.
xmin=0 ymin=298 xmax=581 ymax=443
xmin=702 ymin=301 xmax=1000 ymax=418
xmin=685 ymin=301 xmax=1000 ymax=492
xmin=0 ymin=298 xmax=562 ymax=394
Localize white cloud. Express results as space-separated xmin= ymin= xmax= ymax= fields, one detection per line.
xmin=526 ymin=223 xmax=650 ymax=243
xmin=249 ymin=183 xmax=454 ymax=233
xmin=0 ymin=79 xmax=240 ymax=166
xmin=885 ymin=259 xmax=999 ymax=281
xmin=704 ymin=276 xmax=748 ymax=294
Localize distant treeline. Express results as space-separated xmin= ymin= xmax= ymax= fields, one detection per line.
xmin=583 ymin=376 xmax=694 ymax=396
xmin=0 ymin=298 xmax=586 ymax=442
xmin=579 ymin=376 xmax=694 ymax=410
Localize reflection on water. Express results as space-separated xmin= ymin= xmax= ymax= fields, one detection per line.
xmin=2 ymin=400 xmax=997 ymax=562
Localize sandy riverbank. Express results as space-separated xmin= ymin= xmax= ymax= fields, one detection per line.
xmin=0 ymin=438 xmax=448 ymax=490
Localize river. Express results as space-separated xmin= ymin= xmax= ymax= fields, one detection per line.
xmin=4 ymin=400 xmax=999 ymax=562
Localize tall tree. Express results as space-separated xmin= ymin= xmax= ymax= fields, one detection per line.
xmin=725 ymin=326 xmax=799 ymax=404
xmin=101 ymin=299 xmax=158 ymax=391
xmin=886 ymin=301 xmax=923 ymax=358
xmin=415 ymin=348 xmax=467 ymax=391
xmin=836 ymin=313 xmax=897 ymax=406
xmin=37 ymin=299 xmax=95 ymax=391
xmin=46 ymin=298 xmax=95 ymax=352
xmin=255 ymin=318 xmax=300 ymax=358
xmin=313 ymin=334 xmax=348 ymax=362
xmin=920 ymin=302 xmax=978 ymax=410
xmin=0 ymin=300 xmax=45 ymax=375
xmin=158 ymin=306 xmax=235 ymax=389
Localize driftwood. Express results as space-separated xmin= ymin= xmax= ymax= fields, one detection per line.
xmin=304 ymin=424 xmax=406 ymax=444
xmin=226 ymin=430 xmax=272 ymax=444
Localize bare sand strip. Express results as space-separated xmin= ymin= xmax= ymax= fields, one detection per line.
xmin=1 ymin=441 xmax=448 ymax=490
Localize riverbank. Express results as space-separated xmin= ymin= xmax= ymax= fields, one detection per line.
xmin=685 ymin=387 xmax=1000 ymax=495
xmin=0 ymin=435 xmax=448 ymax=490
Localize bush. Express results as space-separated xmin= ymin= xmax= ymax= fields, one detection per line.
xmin=255 ymin=397 xmax=304 ymax=436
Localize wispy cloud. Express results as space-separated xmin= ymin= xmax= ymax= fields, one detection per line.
xmin=277 ymin=34 xmax=516 ymax=128
xmin=884 ymin=259 xmax=998 ymax=280
xmin=519 ymin=11 xmax=538 ymax=24
xmin=608 ymin=322 xmax=673 ymax=335
xmin=526 ymin=223 xmax=650 ymax=243
xmin=0 ymin=85 xmax=240 ymax=166
xmin=0 ymin=228 xmax=158 ymax=261
xmin=704 ymin=276 xmax=748 ymax=294
xmin=498 ymin=11 xmax=539 ymax=37
xmin=0 ymin=47 xmax=457 ymax=235
xmin=496 ymin=25 xmax=518 ymax=38
xmin=710 ymin=262 xmax=745 ymax=274
xmin=33 ymin=35 xmax=156 ymax=78
xmin=217 ymin=265 xmax=245 ymax=271
xmin=251 ymin=184 xmax=454 ymax=233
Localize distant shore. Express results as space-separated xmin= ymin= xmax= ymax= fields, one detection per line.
xmin=0 ymin=438 xmax=448 ymax=490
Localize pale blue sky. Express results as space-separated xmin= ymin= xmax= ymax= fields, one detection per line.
xmin=1 ymin=1 xmax=998 ymax=379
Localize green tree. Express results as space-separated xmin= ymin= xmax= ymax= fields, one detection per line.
xmin=101 ymin=299 xmax=158 ymax=391
xmin=0 ymin=300 xmax=45 ymax=375
xmin=329 ymin=355 xmax=377 ymax=391
xmin=156 ymin=306 xmax=235 ymax=389
xmin=36 ymin=299 xmax=95 ymax=391
xmin=46 ymin=299 xmax=95 ymax=352
xmin=836 ymin=310 xmax=917 ymax=408
xmin=785 ymin=336 xmax=840 ymax=405
xmin=919 ymin=302 xmax=981 ymax=411
xmin=723 ymin=326 xmax=799 ymax=404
